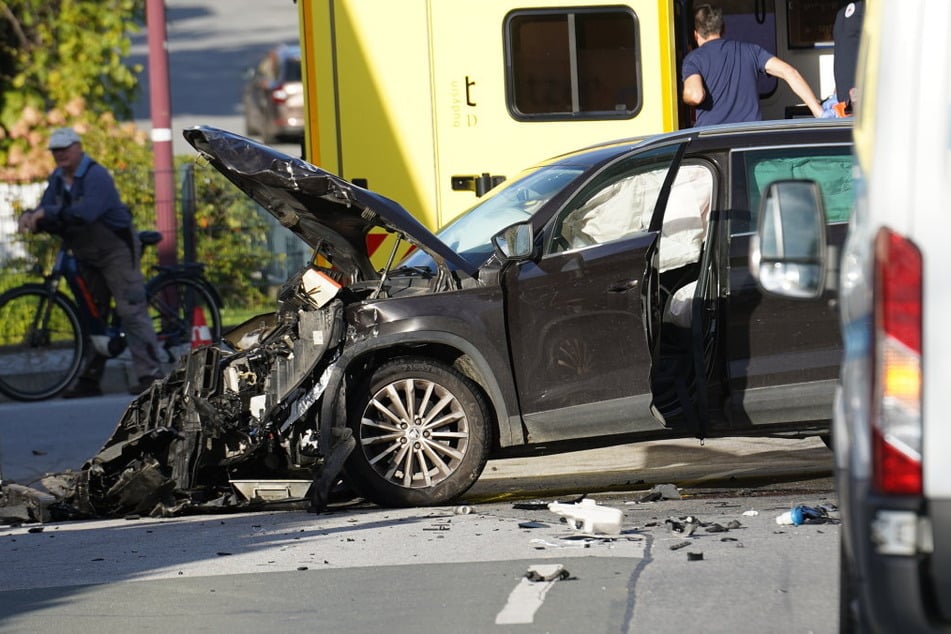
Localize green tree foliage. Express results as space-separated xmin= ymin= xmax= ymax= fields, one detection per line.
xmin=0 ymin=1 xmax=277 ymax=314
xmin=0 ymin=0 xmax=144 ymax=126
xmin=176 ymin=162 xmax=271 ymax=309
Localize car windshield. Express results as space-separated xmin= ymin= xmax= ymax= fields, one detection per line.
xmin=400 ymin=165 xmax=584 ymax=270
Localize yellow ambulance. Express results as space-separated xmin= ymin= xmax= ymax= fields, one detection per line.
xmin=296 ymin=0 xmax=843 ymax=257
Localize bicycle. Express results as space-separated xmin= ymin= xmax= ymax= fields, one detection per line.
xmin=0 ymin=230 xmax=222 ymax=401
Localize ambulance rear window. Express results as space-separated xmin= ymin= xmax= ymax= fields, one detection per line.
xmin=505 ymin=8 xmax=641 ymax=120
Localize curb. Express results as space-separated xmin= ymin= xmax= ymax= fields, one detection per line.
xmin=0 ymin=358 xmax=159 ymax=403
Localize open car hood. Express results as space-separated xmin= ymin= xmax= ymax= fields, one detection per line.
xmin=183 ymin=126 xmax=478 ymax=280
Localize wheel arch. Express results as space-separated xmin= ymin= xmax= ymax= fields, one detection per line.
xmin=318 ymin=331 xmax=524 ymax=454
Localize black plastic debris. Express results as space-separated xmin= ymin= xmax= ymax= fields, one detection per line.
xmin=638 ymin=483 xmax=682 ymax=502
xmin=525 ymin=566 xmax=570 ymax=582
xmin=514 ymin=494 xmax=587 ymax=512
xmin=512 ymin=501 xmax=550 ymax=511
xmin=687 ymin=552 xmax=704 ymax=561
xmin=665 ymin=516 xmax=699 ymax=535
xmin=0 ymin=483 xmax=55 ymax=523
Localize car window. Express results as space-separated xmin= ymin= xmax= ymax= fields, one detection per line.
xmin=738 ymin=145 xmax=853 ymax=233
xmin=548 ymin=145 xmax=680 ymax=253
xmin=400 ymin=165 xmax=585 ymax=270
xmin=658 ymin=162 xmax=713 ymax=272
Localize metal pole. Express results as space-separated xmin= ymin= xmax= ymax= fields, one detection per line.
xmin=146 ymin=0 xmax=176 ymax=266
xmin=180 ymin=163 xmax=195 ymax=265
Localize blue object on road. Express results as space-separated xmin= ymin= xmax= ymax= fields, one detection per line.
xmin=776 ymin=504 xmax=830 ymax=526
xmin=789 ymin=505 xmax=828 ymax=525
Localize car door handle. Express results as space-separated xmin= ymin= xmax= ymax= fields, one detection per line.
xmin=607 ymin=279 xmax=639 ymax=293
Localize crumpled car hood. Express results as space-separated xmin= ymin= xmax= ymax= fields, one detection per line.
xmin=183 ymin=126 xmax=478 ymax=280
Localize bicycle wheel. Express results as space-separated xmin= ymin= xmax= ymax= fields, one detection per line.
xmin=147 ymin=275 xmax=222 ymax=363
xmin=0 ymin=285 xmax=85 ymax=401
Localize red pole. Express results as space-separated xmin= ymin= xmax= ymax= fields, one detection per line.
xmin=146 ymin=0 xmax=176 ymax=266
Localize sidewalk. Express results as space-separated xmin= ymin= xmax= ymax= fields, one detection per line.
xmin=0 ymin=356 xmax=172 ymax=403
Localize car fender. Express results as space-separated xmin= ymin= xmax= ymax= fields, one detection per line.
xmin=318 ymin=327 xmax=523 ymax=452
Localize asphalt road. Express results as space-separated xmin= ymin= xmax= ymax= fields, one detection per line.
xmin=0 ymin=392 xmax=833 ymax=496
xmin=0 ymin=396 xmax=839 ymax=634
xmin=0 ymin=393 xmax=837 ymax=632
xmin=128 ymin=0 xmax=301 ymax=157
xmin=0 ymin=490 xmax=840 ymax=633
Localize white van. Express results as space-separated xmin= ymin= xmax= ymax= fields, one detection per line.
xmin=751 ymin=1 xmax=951 ymax=630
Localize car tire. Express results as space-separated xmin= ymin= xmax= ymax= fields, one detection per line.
xmin=344 ymin=357 xmax=491 ymax=507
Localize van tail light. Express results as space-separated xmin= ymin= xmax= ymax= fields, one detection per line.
xmin=871 ymin=228 xmax=923 ymax=496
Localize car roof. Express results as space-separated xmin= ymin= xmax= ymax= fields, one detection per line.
xmin=542 ymin=118 xmax=854 ymax=168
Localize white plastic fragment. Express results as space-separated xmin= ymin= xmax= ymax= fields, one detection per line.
xmin=742 ymin=509 xmax=759 ymax=517
xmin=548 ymin=498 xmax=623 ymax=535
xmin=775 ymin=510 xmax=796 ymax=525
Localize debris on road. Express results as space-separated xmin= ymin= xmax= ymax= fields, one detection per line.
xmin=548 ymin=498 xmax=623 ymax=535
xmin=775 ymin=504 xmax=838 ymax=526
xmin=525 ymin=564 xmax=571 ymax=582
xmin=513 ymin=494 xmax=586 ymax=512
xmin=665 ymin=516 xmax=700 ymax=535
xmin=637 ymin=483 xmax=682 ymax=502
xmin=0 ymin=483 xmax=55 ymax=523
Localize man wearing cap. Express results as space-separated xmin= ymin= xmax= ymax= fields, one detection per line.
xmin=18 ymin=127 xmax=163 ymax=397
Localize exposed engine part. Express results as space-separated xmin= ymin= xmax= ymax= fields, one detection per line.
xmin=38 ymin=296 xmax=351 ymax=520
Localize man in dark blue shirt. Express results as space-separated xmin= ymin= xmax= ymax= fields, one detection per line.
xmin=682 ymin=4 xmax=823 ymax=126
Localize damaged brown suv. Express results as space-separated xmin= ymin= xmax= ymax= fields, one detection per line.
xmin=66 ymin=120 xmax=853 ymax=517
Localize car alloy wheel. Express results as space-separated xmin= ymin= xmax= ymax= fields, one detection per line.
xmin=345 ymin=357 xmax=490 ymax=507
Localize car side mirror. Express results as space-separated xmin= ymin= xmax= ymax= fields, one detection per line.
xmin=492 ymin=221 xmax=534 ymax=261
xmin=750 ymin=180 xmax=828 ymax=299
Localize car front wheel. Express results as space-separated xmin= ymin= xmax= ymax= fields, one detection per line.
xmin=344 ymin=357 xmax=491 ymax=507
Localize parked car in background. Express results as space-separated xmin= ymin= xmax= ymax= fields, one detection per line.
xmin=60 ymin=119 xmax=854 ymax=519
xmin=751 ymin=3 xmax=951 ymax=632
xmin=242 ymin=44 xmax=304 ymax=143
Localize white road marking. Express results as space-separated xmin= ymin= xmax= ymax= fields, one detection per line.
xmin=495 ymin=564 xmax=565 ymax=625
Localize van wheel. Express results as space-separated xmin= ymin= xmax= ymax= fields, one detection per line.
xmin=344 ymin=357 xmax=491 ymax=507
